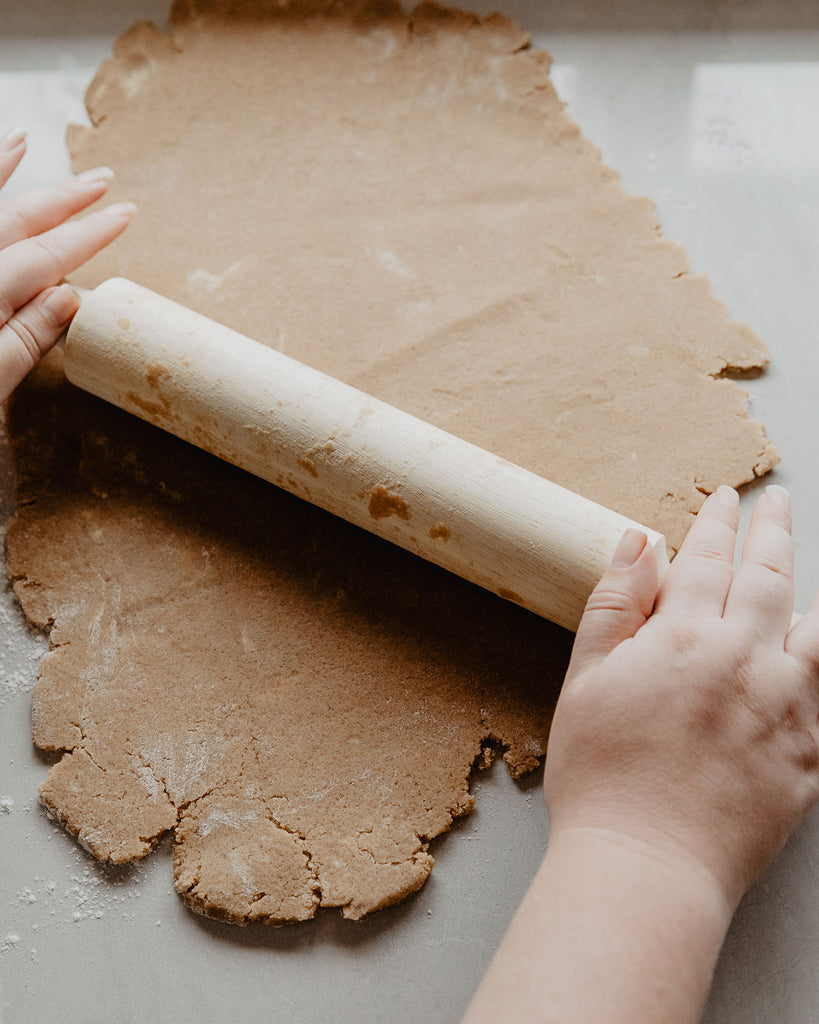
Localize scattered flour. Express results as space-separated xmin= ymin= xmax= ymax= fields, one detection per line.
xmin=0 ymin=417 xmax=47 ymax=706
xmin=0 ymin=596 xmax=47 ymax=706
xmin=4 ymin=857 xmax=154 ymax=939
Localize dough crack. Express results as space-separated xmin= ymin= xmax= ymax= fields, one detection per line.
xmin=129 ymin=749 xmax=181 ymax=820
xmin=4 ymin=0 xmax=775 ymax=925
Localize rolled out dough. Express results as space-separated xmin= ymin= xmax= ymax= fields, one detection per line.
xmin=6 ymin=0 xmax=776 ymax=924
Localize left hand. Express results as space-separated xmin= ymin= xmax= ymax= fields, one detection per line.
xmin=0 ymin=126 xmax=136 ymax=402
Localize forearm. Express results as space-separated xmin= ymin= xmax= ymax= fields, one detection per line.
xmin=463 ymin=827 xmax=734 ymax=1024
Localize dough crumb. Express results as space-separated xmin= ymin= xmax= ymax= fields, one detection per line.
xmin=5 ymin=0 xmax=774 ymax=928
xmin=368 ymin=485 xmax=411 ymax=521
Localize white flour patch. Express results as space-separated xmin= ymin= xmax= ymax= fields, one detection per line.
xmin=0 ymin=590 xmax=47 ymax=706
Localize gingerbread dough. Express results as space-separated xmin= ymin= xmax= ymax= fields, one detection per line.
xmin=5 ymin=0 xmax=776 ymax=924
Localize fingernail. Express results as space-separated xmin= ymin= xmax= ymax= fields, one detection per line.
xmin=1 ymin=126 xmax=26 ymax=150
xmin=77 ymin=165 xmax=115 ymax=183
xmin=612 ymin=528 xmax=647 ymax=568
xmin=40 ymin=284 xmax=81 ymax=327
xmin=766 ymin=484 xmax=791 ymax=509
xmin=715 ymin=485 xmax=739 ymax=509
xmin=102 ymin=201 xmax=137 ymax=217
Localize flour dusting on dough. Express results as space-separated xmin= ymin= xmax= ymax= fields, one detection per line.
xmin=5 ymin=0 xmax=774 ymax=926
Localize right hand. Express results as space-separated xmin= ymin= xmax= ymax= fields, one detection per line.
xmin=544 ymin=484 xmax=819 ymax=911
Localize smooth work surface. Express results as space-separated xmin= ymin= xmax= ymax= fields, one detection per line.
xmin=1 ymin=1 xmax=819 ymax=1021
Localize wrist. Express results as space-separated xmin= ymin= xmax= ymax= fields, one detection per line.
xmin=544 ymin=778 xmax=753 ymax=908
xmin=537 ymin=825 xmax=733 ymax=1022
xmin=466 ymin=823 xmax=736 ymax=1024
xmin=464 ymin=822 xmax=737 ymax=1024
xmin=546 ymin=823 xmax=736 ymax=925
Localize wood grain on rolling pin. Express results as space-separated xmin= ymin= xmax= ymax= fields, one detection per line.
xmin=63 ymin=278 xmax=669 ymax=631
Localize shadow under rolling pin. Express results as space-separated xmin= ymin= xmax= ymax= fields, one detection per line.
xmin=63 ymin=277 xmax=669 ymax=632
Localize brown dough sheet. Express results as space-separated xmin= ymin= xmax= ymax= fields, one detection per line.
xmin=5 ymin=0 xmax=776 ymax=924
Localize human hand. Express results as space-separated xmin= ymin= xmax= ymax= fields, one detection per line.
xmin=545 ymin=484 xmax=819 ymax=911
xmin=0 ymin=126 xmax=135 ymax=403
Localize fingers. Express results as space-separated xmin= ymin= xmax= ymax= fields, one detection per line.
xmin=0 ymin=167 xmax=114 ymax=250
xmin=0 ymin=202 xmax=136 ymax=323
xmin=0 ymin=284 xmax=80 ymax=402
xmin=724 ymin=485 xmax=794 ymax=641
xmin=787 ymin=592 xmax=819 ymax=676
xmin=567 ymin=529 xmax=659 ymax=680
xmin=654 ymin=486 xmax=739 ymax=620
xmin=0 ymin=141 xmax=135 ymax=399
xmin=0 ymin=127 xmax=27 ymax=190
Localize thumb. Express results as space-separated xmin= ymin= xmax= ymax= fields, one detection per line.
xmin=566 ymin=529 xmax=659 ymax=682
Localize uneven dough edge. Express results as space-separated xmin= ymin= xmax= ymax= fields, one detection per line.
xmin=7 ymin=0 xmax=777 ymax=927
xmin=68 ymin=0 xmax=776 ymax=553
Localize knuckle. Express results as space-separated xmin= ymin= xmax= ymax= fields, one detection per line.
xmin=666 ymin=621 xmax=703 ymax=654
xmin=584 ymin=585 xmax=637 ymax=616
xmin=0 ymin=200 xmax=26 ymax=241
xmin=752 ymin=554 xmax=793 ymax=581
xmin=4 ymin=315 xmax=42 ymax=369
xmin=31 ymin=233 xmax=66 ymax=274
xmin=690 ymin=544 xmax=732 ymax=564
xmin=744 ymin=568 xmax=793 ymax=612
xmin=662 ymin=618 xmax=737 ymax=662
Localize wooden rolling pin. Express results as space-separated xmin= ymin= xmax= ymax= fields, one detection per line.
xmin=63 ymin=277 xmax=669 ymax=632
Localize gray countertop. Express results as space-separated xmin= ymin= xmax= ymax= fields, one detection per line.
xmin=1 ymin=2 xmax=819 ymax=1021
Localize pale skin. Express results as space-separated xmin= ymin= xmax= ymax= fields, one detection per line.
xmin=465 ymin=484 xmax=819 ymax=1023
xmin=0 ymin=126 xmax=135 ymax=403
xmin=3 ymin=127 xmax=817 ymax=1024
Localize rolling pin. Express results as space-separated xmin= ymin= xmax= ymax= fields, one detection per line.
xmin=63 ymin=277 xmax=669 ymax=632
